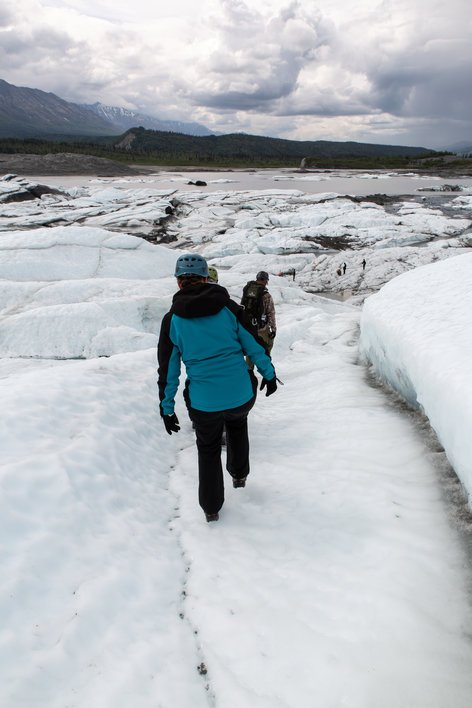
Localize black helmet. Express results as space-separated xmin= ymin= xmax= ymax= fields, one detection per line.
xmin=256 ymin=270 xmax=269 ymax=282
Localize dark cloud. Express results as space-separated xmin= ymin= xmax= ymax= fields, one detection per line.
xmin=0 ymin=22 xmax=85 ymax=75
xmin=189 ymin=0 xmax=334 ymax=112
xmin=0 ymin=6 xmax=14 ymax=26
xmin=0 ymin=6 xmax=146 ymax=106
xmin=2 ymin=0 xmax=471 ymax=147
xmin=326 ymin=2 xmax=472 ymax=130
xmin=194 ymin=68 xmax=296 ymax=110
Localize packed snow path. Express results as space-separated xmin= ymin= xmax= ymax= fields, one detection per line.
xmin=2 ymin=295 xmax=472 ymax=707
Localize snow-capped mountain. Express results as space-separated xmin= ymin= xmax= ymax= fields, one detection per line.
xmin=82 ymin=102 xmax=214 ymax=136
xmin=0 ymin=79 xmax=114 ymax=137
xmin=0 ymin=78 xmax=214 ymax=138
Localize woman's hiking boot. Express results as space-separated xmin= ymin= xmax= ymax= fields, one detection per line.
xmin=205 ymin=512 xmax=219 ymax=522
xmin=232 ymin=476 xmax=247 ymax=488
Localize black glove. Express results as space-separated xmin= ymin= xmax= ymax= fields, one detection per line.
xmin=269 ymin=330 xmax=276 ymax=339
xmin=162 ymin=412 xmax=180 ymax=435
xmin=260 ymin=377 xmax=277 ymax=397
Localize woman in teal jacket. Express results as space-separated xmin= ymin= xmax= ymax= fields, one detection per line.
xmin=158 ymin=254 xmax=277 ymax=522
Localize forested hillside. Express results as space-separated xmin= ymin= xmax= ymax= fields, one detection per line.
xmin=114 ymin=128 xmax=433 ymax=164
xmin=0 ymin=129 xmax=438 ymax=169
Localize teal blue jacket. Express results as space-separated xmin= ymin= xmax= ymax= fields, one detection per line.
xmin=158 ymin=283 xmax=276 ymax=415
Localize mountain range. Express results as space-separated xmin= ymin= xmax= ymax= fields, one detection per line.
xmin=81 ymin=102 xmax=213 ymax=136
xmin=0 ymin=79 xmax=213 ymax=138
xmin=0 ymin=78 xmax=444 ymax=163
xmin=441 ymin=140 xmax=472 ymax=155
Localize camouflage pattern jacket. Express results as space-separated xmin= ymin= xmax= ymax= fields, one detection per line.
xmin=261 ymin=291 xmax=276 ymax=333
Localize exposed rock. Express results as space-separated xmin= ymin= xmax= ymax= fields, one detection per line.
xmin=302 ymin=234 xmax=355 ymax=251
xmin=417 ymin=183 xmax=464 ymax=193
xmin=114 ymin=132 xmax=136 ymax=151
xmin=349 ymin=193 xmax=400 ymax=206
xmin=150 ymin=231 xmax=179 ymax=245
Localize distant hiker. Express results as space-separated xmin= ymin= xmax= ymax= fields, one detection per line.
xmin=158 ymin=254 xmax=277 ymax=523
xmin=208 ymin=265 xmax=219 ymax=283
xmin=362 ymin=258 xmax=366 ymax=270
xmin=241 ymin=271 xmax=277 ymax=362
xmin=336 ymin=267 xmax=342 ymax=276
xmin=289 ymin=267 xmax=296 ymax=281
xmin=342 ymin=262 xmax=347 ymax=275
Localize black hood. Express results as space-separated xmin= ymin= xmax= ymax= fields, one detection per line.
xmin=171 ymin=283 xmax=231 ymax=318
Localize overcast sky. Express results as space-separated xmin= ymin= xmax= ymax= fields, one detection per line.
xmin=1 ymin=0 xmax=470 ymax=148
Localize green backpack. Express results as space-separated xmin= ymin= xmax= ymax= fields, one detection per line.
xmin=241 ymin=281 xmax=267 ymax=327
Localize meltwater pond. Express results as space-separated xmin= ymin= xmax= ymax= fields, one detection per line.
xmin=28 ymin=168 xmax=472 ymax=197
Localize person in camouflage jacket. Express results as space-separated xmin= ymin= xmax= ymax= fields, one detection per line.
xmin=242 ymin=270 xmax=276 ymax=366
xmin=257 ymin=271 xmax=276 ymax=354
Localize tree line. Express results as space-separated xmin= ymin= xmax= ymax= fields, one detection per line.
xmin=0 ymin=133 xmax=446 ymax=170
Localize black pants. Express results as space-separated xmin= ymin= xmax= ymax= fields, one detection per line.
xmin=188 ymin=387 xmax=257 ymax=515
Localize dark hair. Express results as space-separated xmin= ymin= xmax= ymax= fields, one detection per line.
xmin=177 ymin=275 xmax=206 ymax=288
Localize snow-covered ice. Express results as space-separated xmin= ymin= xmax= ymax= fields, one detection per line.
xmin=360 ymin=253 xmax=472 ymax=500
xmin=1 ymin=171 xmax=472 ymax=707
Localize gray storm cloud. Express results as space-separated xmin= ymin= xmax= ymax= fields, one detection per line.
xmin=190 ymin=0 xmax=334 ymax=111
xmin=1 ymin=0 xmax=471 ymax=146
xmin=184 ymin=0 xmax=472 ymax=142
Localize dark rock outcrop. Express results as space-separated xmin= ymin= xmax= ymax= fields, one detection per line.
xmin=187 ymin=180 xmax=207 ymax=186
